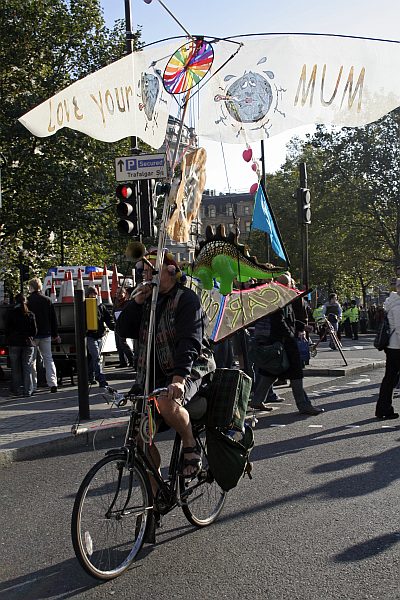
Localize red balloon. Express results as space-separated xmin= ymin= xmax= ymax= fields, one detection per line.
xmin=251 ymin=162 xmax=258 ymax=172
xmin=242 ymin=148 xmax=252 ymax=162
xmin=250 ymin=183 xmax=258 ymax=194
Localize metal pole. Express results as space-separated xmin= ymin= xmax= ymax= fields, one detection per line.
xmin=260 ymin=140 xmax=270 ymax=263
xmin=60 ymin=229 xmax=65 ymax=266
xmin=124 ymin=0 xmax=138 ymax=155
xmin=299 ymin=162 xmax=309 ymax=290
xmin=74 ymin=289 xmax=90 ymax=419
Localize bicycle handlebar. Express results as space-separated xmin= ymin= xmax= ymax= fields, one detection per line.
xmin=103 ymin=386 xmax=168 ymax=409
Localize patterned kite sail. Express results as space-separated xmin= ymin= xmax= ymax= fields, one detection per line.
xmin=163 ymin=38 xmax=214 ymax=94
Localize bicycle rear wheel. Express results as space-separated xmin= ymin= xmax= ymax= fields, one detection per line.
xmin=180 ymin=429 xmax=227 ymax=527
xmin=71 ymin=452 xmax=152 ymax=580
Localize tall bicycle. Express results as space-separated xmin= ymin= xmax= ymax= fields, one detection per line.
xmin=310 ymin=316 xmax=348 ymax=366
xmin=71 ymin=387 xmax=226 ymax=580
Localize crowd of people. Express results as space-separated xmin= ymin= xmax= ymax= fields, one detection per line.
xmin=3 ymin=257 xmax=400 ymax=427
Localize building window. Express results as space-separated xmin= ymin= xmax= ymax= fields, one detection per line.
xmin=208 ymin=205 xmax=216 ymax=217
xmin=245 ymin=221 xmax=251 ymax=232
xmin=226 ymin=205 xmax=233 ymax=216
xmin=244 ymin=205 xmax=251 ymax=215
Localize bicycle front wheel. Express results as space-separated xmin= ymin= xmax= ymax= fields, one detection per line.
xmin=71 ymin=452 xmax=152 ymax=580
xmin=180 ymin=429 xmax=227 ymax=527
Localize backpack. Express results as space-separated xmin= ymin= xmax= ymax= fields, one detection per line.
xmin=206 ymin=423 xmax=254 ymax=492
xmin=373 ymin=313 xmax=394 ymax=351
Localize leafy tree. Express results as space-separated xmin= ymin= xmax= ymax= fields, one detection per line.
xmin=0 ymin=0 xmax=141 ymax=295
xmin=264 ymin=109 xmax=400 ymax=303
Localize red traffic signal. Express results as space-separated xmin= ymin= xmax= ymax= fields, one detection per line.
xmin=116 ymin=183 xmax=138 ymax=235
xmin=116 ymin=184 xmax=133 ymax=200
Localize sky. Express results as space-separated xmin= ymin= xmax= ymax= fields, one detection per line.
xmin=100 ymin=0 xmax=400 ymax=192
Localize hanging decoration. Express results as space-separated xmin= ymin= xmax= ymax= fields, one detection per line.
xmin=163 ymin=38 xmax=214 ymax=95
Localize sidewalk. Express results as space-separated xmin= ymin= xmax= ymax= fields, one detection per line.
xmin=0 ymin=334 xmax=386 ymax=466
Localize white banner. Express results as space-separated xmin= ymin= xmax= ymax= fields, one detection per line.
xmin=19 ymin=35 xmax=400 ymax=146
xmin=18 ymin=43 xmax=177 ymax=148
xmin=196 ymin=34 xmax=400 ymax=143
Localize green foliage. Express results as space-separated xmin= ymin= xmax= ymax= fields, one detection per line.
xmin=264 ymin=110 xmax=400 ymax=302
xmin=0 ymin=0 xmax=142 ymax=294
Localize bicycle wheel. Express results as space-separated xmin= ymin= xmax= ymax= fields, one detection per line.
xmin=180 ymin=429 xmax=227 ymax=527
xmin=71 ymin=452 xmax=152 ymax=580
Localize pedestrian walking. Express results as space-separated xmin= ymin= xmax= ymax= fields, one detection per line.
xmin=375 ymin=279 xmax=400 ymax=420
xmin=86 ymin=287 xmax=115 ymax=387
xmin=251 ymin=273 xmax=324 ymax=416
xmin=5 ymin=293 xmax=37 ymax=397
xmin=27 ymin=277 xmax=60 ymax=393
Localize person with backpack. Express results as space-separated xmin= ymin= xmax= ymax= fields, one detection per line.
xmin=375 ymin=279 xmax=400 ymax=420
xmin=5 ymin=293 xmax=37 ymax=397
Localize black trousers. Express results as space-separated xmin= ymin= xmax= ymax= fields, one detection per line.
xmin=376 ymin=348 xmax=400 ymax=416
xmin=350 ymin=321 xmax=359 ymax=340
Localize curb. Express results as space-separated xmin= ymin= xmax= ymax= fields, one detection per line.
xmin=0 ymin=359 xmax=386 ymax=467
xmin=303 ymin=360 xmax=386 ymax=377
xmin=0 ymin=422 xmax=127 ymax=468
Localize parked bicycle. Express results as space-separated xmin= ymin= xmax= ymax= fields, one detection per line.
xmin=71 ymin=386 xmax=227 ymax=581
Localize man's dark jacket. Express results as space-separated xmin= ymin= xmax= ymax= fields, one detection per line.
xmin=27 ymin=292 xmax=58 ymax=338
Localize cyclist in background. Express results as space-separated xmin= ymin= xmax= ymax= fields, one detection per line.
xmin=116 ymin=249 xmax=215 ymax=477
xmin=322 ymin=293 xmax=342 ymax=350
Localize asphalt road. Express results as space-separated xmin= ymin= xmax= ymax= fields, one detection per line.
xmin=1 ymin=367 xmax=400 ymax=600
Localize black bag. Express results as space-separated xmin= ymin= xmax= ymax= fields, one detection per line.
xmin=206 ymin=423 xmax=254 ymax=491
xmin=206 ymin=368 xmax=252 ymax=430
xmin=249 ymin=340 xmax=289 ymax=375
xmin=374 ymin=314 xmax=394 ymax=351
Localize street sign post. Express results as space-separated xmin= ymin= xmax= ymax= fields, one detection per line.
xmin=115 ymin=153 xmax=167 ymax=182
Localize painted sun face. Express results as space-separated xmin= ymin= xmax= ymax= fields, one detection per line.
xmin=225 ymin=71 xmax=273 ymax=123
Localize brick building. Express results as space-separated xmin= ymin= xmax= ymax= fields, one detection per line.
xmin=200 ymin=191 xmax=255 ymax=236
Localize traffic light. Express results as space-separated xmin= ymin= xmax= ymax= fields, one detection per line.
xmin=139 ymin=179 xmax=157 ymax=238
xmin=154 ymin=181 xmax=170 ymax=208
xmin=296 ymin=187 xmax=311 ymax=224
xmin=116 ymin=183 xmax=138 ymax=235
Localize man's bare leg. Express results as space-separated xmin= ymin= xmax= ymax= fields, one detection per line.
xmin=157 ymin=396 xmax=199 ymax=477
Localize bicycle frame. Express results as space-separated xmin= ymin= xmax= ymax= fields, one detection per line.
xmin=106 ymin=394 xmax=198 ymax=516
xmin=311 ymin=317 xmax=348 ymax=366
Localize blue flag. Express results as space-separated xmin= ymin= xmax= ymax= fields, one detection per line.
xmin=251 ymin=183 xmax=287 ymax=262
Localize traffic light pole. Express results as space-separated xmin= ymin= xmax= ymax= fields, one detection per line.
xmin=74 ymin=288 xmax=90 ymax=420
xmin=124 ymin=0 xmax=143 ymax=240
xmin=299 ymin=162 xmax=310 ymax=291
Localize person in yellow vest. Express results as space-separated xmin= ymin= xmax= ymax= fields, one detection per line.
xmin=348 ymin=300 xmax=360 ymax=340
xmin=341 ymin=303 xmax=353 ymax=338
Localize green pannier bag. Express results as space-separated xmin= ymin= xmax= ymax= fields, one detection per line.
xmin=206 ymin=424 xmax=255 ymax=492
xmin=206 ymin=368 xmax=252 ymax=430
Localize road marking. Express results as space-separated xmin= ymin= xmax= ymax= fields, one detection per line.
xmin=345 ymin=425 xmax=360 ymax=428
xmin=269 ymin=424 xmax=286 ymax=427
xmin=308 ymin=424 xmax=323 ymax=428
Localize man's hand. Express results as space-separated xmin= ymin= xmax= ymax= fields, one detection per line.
xmin=52 ymin=335 xmax=61 ymax=344
xmin=134 ymin=283 xmax=153 ymax=304
xmin=167 ymin=380 xmax=185 ymax=402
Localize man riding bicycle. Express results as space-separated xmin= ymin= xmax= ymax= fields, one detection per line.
xmin=116 ymin=249 xmax=215 ymax=478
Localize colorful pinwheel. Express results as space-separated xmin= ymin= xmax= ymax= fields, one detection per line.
xmin=163 ymin=38 xmax=214 ymax=95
